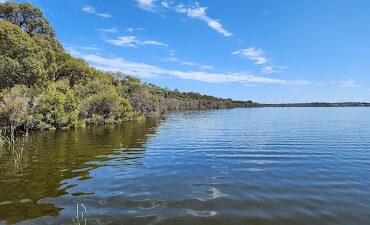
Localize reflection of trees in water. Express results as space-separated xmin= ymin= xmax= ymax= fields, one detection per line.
xmin=0 ymin=118 xmax=161 ymax=224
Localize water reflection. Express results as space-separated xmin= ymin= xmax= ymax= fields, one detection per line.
xmin=0 ymin=118 xmax=160 ymax=224
xmin=1 ymin=108 xmax=370 ymax=225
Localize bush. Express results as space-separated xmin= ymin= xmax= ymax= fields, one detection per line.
xmin=56 ymin=57 xmax=93 ymax=86
xmin=0 ymin=85 xmax=31 ymax=140
xmin=33 ymin=80 xmax=81 ymax=129
xmin=81 ymin=89 xmax=138 ymax=124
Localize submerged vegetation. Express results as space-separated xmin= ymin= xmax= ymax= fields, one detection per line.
xmin=0 ymin=2 xmax=255 ymax=138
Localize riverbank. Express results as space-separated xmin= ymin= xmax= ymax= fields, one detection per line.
xmin=0 ymin=2 xmax=256 ymax=134
xmin=1 ymin=2 xmax=368 ymax=137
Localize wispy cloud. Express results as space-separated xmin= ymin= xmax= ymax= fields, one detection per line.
xmin=82 ymin=6 xmax=95 ymax=13
xmin=96 ymin=13 xmax=111 ymax=18
xmin=99 ymin=28 xmax=119 ymax=33
xmin=262 ymin=65 xmax=287 ymax=74
xmin=175 ymin=3 xmax=232 ymax=37
xmin=134 ymin=1 xmax=232 ymax=37
xmin=81 ymin=46 xmax=100 ymax=51
xmin=232 ymin=48 xmax=267 ymax=64
xmin=166 ymin=50 xmax=213 ymax=70
xmin=106 ymin=36 xmax=167 ymax=47
xmin=167 ymin=56 xmax=213 ymax=70
xmin=233 ymin=48 xmax=287 ymax=74
xmin=67 ymin=48 xmax=309 ymax=86
xmin=82 ymin=6 xmax=111 ymax=18
xmin=126 ymin=27 xmax=134 ymax=33
xmin=339 ymin=79 xmax=359 ymax=88
xmin=136 ymin=0 xmax=155 ymax=11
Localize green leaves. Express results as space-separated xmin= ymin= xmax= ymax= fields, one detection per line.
xmin=80 ymin=88 xmax=137 ymax=124
xmin=0 ymin=21 xmax=58 ymax=88
xmin=0 ymin=2 xmax=255 ymax=133
xmin=56 ymin=58 xmax=93 ymax=86
xmin=0 ymin=56 xmax=23 ymax=88
xmin=34 ymin=80 xmax=80 ymax=129
xmin=0 ymin=2 xmax=55 ymax=37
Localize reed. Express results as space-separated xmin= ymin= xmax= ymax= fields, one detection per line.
xmin=72 ymin=203 xmax=87 ymax=225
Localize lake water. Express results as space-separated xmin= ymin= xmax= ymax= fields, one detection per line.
xmin=1 ymin=108 xmax=370 ymax=225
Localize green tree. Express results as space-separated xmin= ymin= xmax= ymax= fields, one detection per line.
xmin=56 ymin=57 xmax=93 ymax=86
xmin=80 ymin=89 xmax=138 ymax=124
xmin=0 ymin=2 xmax=55 ymax=37
xmin=33 ymin=80 xmax=81 ymax=129
xmin=0 ymin=21 xmax=55 ymax=88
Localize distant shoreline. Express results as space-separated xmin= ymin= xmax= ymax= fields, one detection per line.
xmin=256 ymin=102 xmax=370 ymax=107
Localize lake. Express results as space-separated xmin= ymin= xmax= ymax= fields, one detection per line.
xmin=1 ymin=108 xmax=370 ymax=225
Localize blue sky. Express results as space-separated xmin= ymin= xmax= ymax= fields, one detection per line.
xmin=11 ymin=0 xmax=370 ymax=103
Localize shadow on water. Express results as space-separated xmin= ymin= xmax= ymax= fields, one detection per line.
xmin=0 ymin=117 xmax=161 ymax=224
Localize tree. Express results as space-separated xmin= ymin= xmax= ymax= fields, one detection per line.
xmin=0 ymin=2 xmax=257 ymax=133
xmin=0 ymin=56 xmax=23 ymax=88
xmin=0 ymin=2 xmax=55 ymax=37
xmin=56 ymin=57 xmax=93 ymax=86
xmin=0 ymin=21 xmax=58 ymax=88
xmin=80 ymin=89 xmax=138 ymax=124
xmin=0 ymin=85 xmax=30 ymax=143
xmin=33 ymin=80 xmax=81 ymax=129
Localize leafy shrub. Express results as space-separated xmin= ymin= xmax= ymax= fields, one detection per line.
xmin=33 ymin=80 xmax=81 ymax=129
xmin=80 ymin=89 xmax=138 ymax=124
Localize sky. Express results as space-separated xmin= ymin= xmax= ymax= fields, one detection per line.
xmin=9 ymin=0 xmax=370 ymax=103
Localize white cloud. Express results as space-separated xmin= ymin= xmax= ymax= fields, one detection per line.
xmin=96 ymin=13 xmax=111 ymax=18
xmin=233 ymin=48 xmax=287 ymax=74
xmin=99 ymin=28 xmax=119 ymax=33
xmin=106 ymin=36 xmax=167 ymax=47
xmin=167 ymin=56 xmax=214 ymax=70
xmin=161 ymin=1 xmax=169 ymax=8
xmin=82 ymin=6 xmax=95 ymax=13
xmin=81 ymin=46 xmax=100 ymax=51
xmin=166 ymin=51 xmax=213 ymax=70
xmin=232 ymin=48 xmax=267 ymax=64
xmin=134 ymin=1 xmax=232 ymax=37
xmin=82 ymin=6 xmax=111 ymax=18
xmin=67 ymin=48 xmax=309 ymax=86
xmin=136 ymin=0 xmax=155 ymax=11
xmin=175 ymin=4 xmax=232 ymax=37
xmin=0 ymin=0 xmax=9 ymax=3
xmin=142 ymin=40 xmax=167 ymax=46
xmin=339 ymin=79 xmax=359 ymax=88
xmin=124 ymin=27 xmax=146 ymax=33
xmin=262 ymin=65 xmax=287 ymax=74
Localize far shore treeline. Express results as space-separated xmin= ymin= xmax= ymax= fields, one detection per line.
xmin=0 ymin=2 xmax=256 ymax=134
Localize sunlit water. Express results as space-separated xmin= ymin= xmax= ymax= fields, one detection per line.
xmin=1 ymin=108 xmax=370 ymax=225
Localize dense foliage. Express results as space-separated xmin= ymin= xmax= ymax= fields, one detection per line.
xmin=0 ymin=2 xmax=256 ymax=133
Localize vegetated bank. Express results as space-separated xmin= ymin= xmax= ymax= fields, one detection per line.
xmin=0 ymin=2 xmax=256 ymax=136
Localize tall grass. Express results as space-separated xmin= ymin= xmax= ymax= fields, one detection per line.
xmin=73 ymin=203 xmax=87 ymax=225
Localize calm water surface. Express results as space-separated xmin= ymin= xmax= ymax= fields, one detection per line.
xmin=1 ymin=108 xmax=370 ymax=225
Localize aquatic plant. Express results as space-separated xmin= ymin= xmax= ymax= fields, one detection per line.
xmin=72 ymin=203 xmax=87 ymax=225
